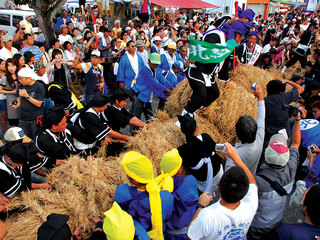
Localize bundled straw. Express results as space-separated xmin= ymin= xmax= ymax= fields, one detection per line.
xmin=230 ymin=65 xmax=283 ymax=93
xmin=199 ymin=83 xmax=258 ymax=144
xmin=165 ymin=80 xmax=193 ymax=118
xmin=5 ymin=156 xmax=126 ymax=240
xmin=166 ymin=65 xmax=276 ymax=118
xmin=126 ymin=116 xmax=185 ymax=173
xmin=4 ymin=62 xmax=304 ymax=239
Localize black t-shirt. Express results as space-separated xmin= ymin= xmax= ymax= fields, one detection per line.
xmin=264 ymin=89 xmax=299 ymax=142
xmin=53 ymin=65 xmax=68 ymax=87
xmin=102 ymin=105 xmax=133 ymax=132
xmin=17 ymin=81 xmax=45 ymax=121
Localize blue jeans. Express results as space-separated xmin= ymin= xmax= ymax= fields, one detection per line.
xmin=31 ymin=173 xmax=46 ymax=183
xmin=114 ymin=2 xmax=121 ymax=16
xmin=19 ymin=120 xmax=38 ymax=140
xmin=124 ymin=2 xmax=131 ymax=18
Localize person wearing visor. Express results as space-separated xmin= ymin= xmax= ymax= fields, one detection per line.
xmin=159 ymin=41 xmax=183 ymax=72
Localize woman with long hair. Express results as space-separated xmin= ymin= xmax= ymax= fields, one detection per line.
xmin=13 ymin=54 xmax=25 ymax=71
xmin=0 ymin=58 xmax=20 ymax=126
xmin=0 ymin=59 xmax=7 ymax=132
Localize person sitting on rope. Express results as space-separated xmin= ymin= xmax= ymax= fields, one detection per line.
xmin=0 ymin=142 xmax=51 ymax=200
xmin=35 ymin=105 xmax=77 ymax=160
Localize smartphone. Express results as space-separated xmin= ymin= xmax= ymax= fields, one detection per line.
xmin=215 ymin=144 xmax=226 ymax=152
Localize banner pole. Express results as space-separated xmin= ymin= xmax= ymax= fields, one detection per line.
xmin=233 ymin=1 xmax=239 ymax=72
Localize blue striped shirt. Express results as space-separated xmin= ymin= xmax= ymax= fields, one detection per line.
xmin=21 ymin=45 xmax=44 ymax=62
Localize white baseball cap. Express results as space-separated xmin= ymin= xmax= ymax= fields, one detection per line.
xmin=18 ymin=67 xmax=36 ymax=80
xmin=4 ymin=127 xmax=26 ymax=141
xmin=154 ymin=36 xmax=162 ymax=41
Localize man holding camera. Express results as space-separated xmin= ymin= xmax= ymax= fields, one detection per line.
xmin=264 ymin=79 xmax=304 ymax=144
xmin=225 ymin=84 xmax=265 ymax=175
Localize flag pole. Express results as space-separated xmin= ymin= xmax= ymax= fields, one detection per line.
xmin=233 ymin=1 xmax=239 ymax=72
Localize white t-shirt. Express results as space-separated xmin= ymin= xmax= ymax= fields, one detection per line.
xmin=71 ymin=18 xmax=78 ymax=26
xmin=77 ymin=21 xmax=86 ymax=32
xmin=0 ymin=47 xmax=18 ymax=60
xmin=36 ymin=73 xmax=49 ymax=85
xmin=188 ymin=184 xmax=258 ymax=240
xmin=20 ymin=20 xmax=33 ymax=34
xmin=58 ymin=34 xmax=73 ymax=45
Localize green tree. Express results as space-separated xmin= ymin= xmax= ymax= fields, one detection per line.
xmin=15 ymin=0 xmax=68 ymax=48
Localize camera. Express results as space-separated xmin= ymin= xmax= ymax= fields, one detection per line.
xmin=56 ymin=59 xmax=60 ymax=63
xmin=215 ymin=144 xmax=226 ymax=152
xmin=308 ymin=145 xmax=317 ymax=152
xmin=282 ymin=104 xmax=301 ymax=117
xmin=251 ymin=83 xmax=258 ymax=90
xmin=11 ymin=100 xmax=17 ymax=105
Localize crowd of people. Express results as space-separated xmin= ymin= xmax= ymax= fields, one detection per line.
xmin=0 ymin=1 xmax=320 ymax=239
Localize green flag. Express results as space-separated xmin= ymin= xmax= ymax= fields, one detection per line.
xmin=189 ymin=35 xmax=238 ymax=63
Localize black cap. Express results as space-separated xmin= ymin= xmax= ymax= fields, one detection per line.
xmin=89 ymin=92 xmax=111 ymax=107
xmin=309 ymin=81 xmax=320 ymax=90
xmin=37 ymin=214 xmax=72 ymax=240
xmin=6 ymin=142 xmax=38 ymax=165
xmin=269 ymin=47 xmax=278 ymax=55
xmin=23 ymin=51 xmax=35 ymax=62
xmin=112 ymin=87 xmax=133 ymax=102
xmin=306 ymin=61 xmax=313 ymax=68
xmin=177 ymin=114 xmax=196 ymax=137
xmin=314 ymin=49 xmax=320 ymax=55
xmin=44 ymin=105 xmax=66 ymax=128
xmin=291 ymin=74 xmax=303 ymax=82
xmin=262 ymin=52 xmax=271 ymax=58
